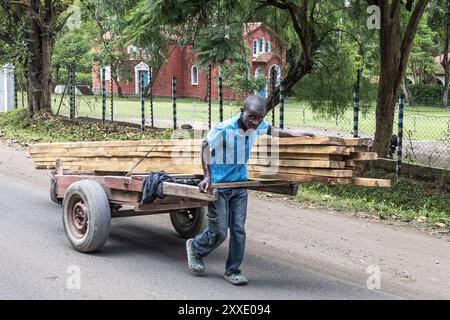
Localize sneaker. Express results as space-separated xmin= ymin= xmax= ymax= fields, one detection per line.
xmin=186 ymin=239 xmax=205 ymax=273
xmin=224 ymin=273 xmax=248 ymax=286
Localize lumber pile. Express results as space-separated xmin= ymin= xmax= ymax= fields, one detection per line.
xmin=28 ymin=136 xmax=391 ymax=187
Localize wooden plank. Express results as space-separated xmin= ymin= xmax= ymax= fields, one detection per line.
xmin=251 ymin=145 xmax=350 ymax=155
xmin=29 ymin=139 xmax=204 ymax=150
xmin=343 ymin=138 xmax=373 ymax=147
xmin=349 ymin=152 xmax=378 ymax=160
xmin=211 ymin=180 xmax=293 ymax=189
xmin=250 ymin=153 xmax=343 ymax=161
xmin=248 ymin=159 xmax=346 ymax=169
xmin=248 ymin=165 xmax=353 ymax=178
xmin=161 ymin=182 xmax=218 ymax=201
xmin=248 ymin=171 xmax=353 ymax=184
xmin=255 ymin=136 xmax=346 ymax=146
xmin=352 ymin=178 xmax=392 ymax=187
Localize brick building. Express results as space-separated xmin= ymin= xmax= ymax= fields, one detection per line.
xmin=91 ymin=23 xmax=287 ymax=99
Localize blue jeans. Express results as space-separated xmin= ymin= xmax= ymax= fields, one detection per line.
xmin=191 ymin=188 xmax=248 ymax=276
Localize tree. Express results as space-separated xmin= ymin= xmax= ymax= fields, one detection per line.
xmin=363 ymin=0 xmax=429 ymax=157
xmin=0 ymin=0 xmax=74 ymax=114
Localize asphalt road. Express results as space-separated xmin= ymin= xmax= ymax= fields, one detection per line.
xmin=0 ymin=164 xmax=398 ymax=300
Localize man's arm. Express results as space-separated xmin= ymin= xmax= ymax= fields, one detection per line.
xmin=268 ymin=125 xmax=315 ymax=138
xmin=198 ymin=139 xmax=211 ymax=193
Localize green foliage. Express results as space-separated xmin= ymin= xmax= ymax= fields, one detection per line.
xmin=408 ymin=13 xmax=440 ymax=84
xmin=0 ymin=109 xmax=172 ymax=144
xmin=297 ymin=168 xmax=450 ymax=226
xmin=408 ymin=84 xmax=443 ymax=106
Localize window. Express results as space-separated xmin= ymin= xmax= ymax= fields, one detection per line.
xmin=191 ymin=65 xmax=198 ymax=85
xmin=265 ymin=41 xmax=271 ymax=53
xmin=253 ymin=40 xmax=258 ymax=57
xmin=259 ymin=37 xmax=265 ymax=53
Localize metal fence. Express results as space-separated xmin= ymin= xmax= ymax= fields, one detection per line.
xmin=28 ymin=67 xmax=450 ymax=170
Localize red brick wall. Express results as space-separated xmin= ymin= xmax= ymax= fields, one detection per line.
xmin=91 ymin=25 xmax=286 ymax=100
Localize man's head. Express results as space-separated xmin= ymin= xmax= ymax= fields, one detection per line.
xmin=240 ymin=95 xmax=266 ymax=131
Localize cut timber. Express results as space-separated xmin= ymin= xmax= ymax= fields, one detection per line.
xmin=248 ymin=159 xmax=346 ymax=169
xmin=343 ymin=138 xmax=373 ymax=146
xmin=248 ymin=165 xmax=353 ymax=177
xmin=28 ymin=139 xmax=203 ymax=150
xmin=255 ymin=136 xmax=346 ymax=146
xmin=161 ymin=182 xmax=218 ymax=201
xmin=350 ymin=152 xmax=378 ymax=160
xmin=252 ymin=145 xmax=350 ymax=155
xmin=248 ymin=171 xmax=353 ymax=184
xmin=352 ymin=178 xmax=392 ymax=187
xmin=250 ymin=152 xmax=343 ymax=161
xmin=211 ymin=180 xmax=293 ymax=188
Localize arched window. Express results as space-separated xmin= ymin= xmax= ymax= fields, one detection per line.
xmin=253 ymin=40 xmax=258 ymax=57
xmin=265 ymin=41 xmax=271 ymax=53
xmin=191 ymin=65 xmax=198 ymax=85
xmin=259 ymin=37 xmax=265 ymax=53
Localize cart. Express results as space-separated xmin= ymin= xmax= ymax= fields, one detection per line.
xmin=51 ymin=159 xmax=299 ymax=253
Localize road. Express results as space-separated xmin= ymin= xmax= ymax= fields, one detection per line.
xmin=1 ymin=141 xmax=449 ymax=300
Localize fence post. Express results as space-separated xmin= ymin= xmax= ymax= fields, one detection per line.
xmin=353 ymin=69 xmax=361 ymax=137
xmin=208 ymin=64 xmax=212 ymax=129
xmin=279 ymin=79 xmax=285 ymax=129
xmin=14 ymin=72 xmax=18 ymax=109
xmin=271 ymin=67 xmax=276 ymax=126
xmin=140 ymin=72 xmax=145 ymax=132
xmin=101 ymin=66 xmax=106 ymax=123
xmin=396 ymin=94 xmax=405 ymax=177
xmin=69 ymin=63 xmax=76 ymax=119
xmin=149 ymin=73 xmax=154 ymax=127
xmin=218 ymin=75 xmax=223 ymax=122
xmin=172 ymin=75 xmax=177 ymax=130
xmin=110 ymin=74 xmax=114 ymax=122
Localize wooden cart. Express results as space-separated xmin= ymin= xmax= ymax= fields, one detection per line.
xmin=51 ymin=160 xmax=298 ymax=253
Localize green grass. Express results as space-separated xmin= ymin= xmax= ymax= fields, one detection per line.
xmin=47 ymin=93 xmax=450 ymax=141
xmin=297 ymin=168 xmax=450 ymax=227
xmin=0 ymin=109 xmax=172 ymax=144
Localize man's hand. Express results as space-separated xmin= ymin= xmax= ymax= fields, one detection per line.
xmin=198 ymin=176 xmax=211 ymax=193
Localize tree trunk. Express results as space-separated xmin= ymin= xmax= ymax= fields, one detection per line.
xmin=372 ymin=0 xmax=428 ymax=157
xmin=26 ymin=18 xmax=52 ymax=114
xmin=443 ymin=2 xmax=449 ymax=108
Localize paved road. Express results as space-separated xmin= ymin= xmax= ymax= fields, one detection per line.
xmin=0 ymin=157 xmax=397 ymax=299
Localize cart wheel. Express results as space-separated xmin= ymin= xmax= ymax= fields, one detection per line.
xmin=50 ymin=177 xmax=62 ymax=204
xmin=62 ymin=180 xmax=111 ymax=253
xmin=170 ymin=206 xmax=207 ymax=239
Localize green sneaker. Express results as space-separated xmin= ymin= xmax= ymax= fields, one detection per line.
xmin=186 ymin=239 xmax=205 ymax=273
xmin=224 ymin=273 xmax=248 ymax=286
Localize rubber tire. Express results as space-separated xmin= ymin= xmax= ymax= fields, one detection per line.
xmin=170 ymin=206 xmax=208 ymax=239
xmin=62 ymin=180 xmax=111 ymax=253
xmin=50 ymin=177 xmax=62 ymax=204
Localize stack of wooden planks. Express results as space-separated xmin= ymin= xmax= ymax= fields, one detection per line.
xmin=28 ymin=136 xmax=391 ymax=187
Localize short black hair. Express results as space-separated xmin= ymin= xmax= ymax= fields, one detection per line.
xmin=243 ymin=95 xmax=266 ymax=113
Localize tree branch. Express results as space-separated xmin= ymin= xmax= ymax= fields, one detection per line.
xmin=0 ymin=33 xmax=16 ymax=46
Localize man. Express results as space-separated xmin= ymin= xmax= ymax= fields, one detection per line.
xmin=186 ymin=95 xmax=313 ymax=285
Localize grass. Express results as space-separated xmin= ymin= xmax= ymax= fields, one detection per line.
xmin=296 ymin=168 xmax=450 ymax=227
xmin=0 ymin=109 xmax=173 ymax=144
xmin=44 ymin=92 xmax=450 ymax=141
